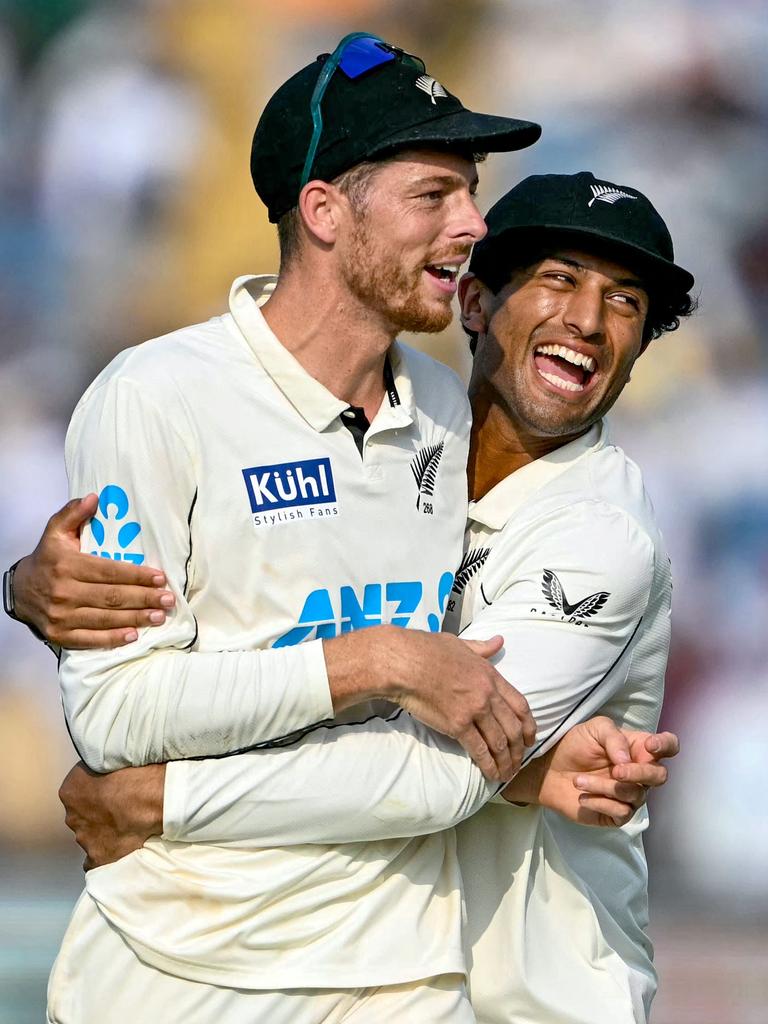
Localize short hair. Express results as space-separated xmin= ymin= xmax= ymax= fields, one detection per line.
xmin=465 ymin=233 xmax=696 ymax=354
xmin=276 ymin=150 xmax=487 ymax=272
xmin=276 ymin=160 xmax=387 ymax=272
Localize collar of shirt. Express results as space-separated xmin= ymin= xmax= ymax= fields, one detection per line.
xmin=468 ymin=422 xmax=607 ymax=531
xmin=229 ymin=275 xmax=416 ymax=434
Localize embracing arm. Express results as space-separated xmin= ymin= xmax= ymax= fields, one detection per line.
xmin=156 ymin=501 xmax=662 ymax=845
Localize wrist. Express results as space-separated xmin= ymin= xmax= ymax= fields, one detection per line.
xmin=324 ymin=627 xmax=396 ymax=711
xmin=3 ymin=556 xmax=48 ymax=642
xmin=502 ymin=752 xmax=548 ymax=805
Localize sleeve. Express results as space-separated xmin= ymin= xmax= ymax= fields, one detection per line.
xmin=163 ymin=709 xmax=497 ymax=846
xmin=163 ymin=499 xmax=655 ymax=846
xmin=59 ymin=375 xmax=333 ymax=772
xmin=461 ymin=500 xmax=656 ymax=770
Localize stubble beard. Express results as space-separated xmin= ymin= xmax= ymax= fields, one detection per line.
xmin=342 ymin=217 xmax=453 ymax=334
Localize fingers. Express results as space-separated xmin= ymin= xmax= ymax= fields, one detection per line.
xmin=457 ymin=724 xmax=503 ymax=782
xmin=645 ymin=731 xmax=680 ymax=759
xmin=48 ymin=494 xmax=99 ymax=539
xmin=577 ymin=794 xmax=637 ymax=827
xmin=66 ymin=583 xmax=174 ymax=613
xmin=72 ymin=553 xmax=167 ymax=588
xmin=60 ymin=627 xmax=141 ymax=650
xmin=497 ymin=682 xmax=536 ymax=747
xmin=611 ymin=761 xmax=668 ymax=788
xmin=574 ymin=774 xmax=648 ymax=807
xmin=474 ymin=710 xmax=520 ymax=782
xmin=462 ymin=635 xmax=504 ymax=659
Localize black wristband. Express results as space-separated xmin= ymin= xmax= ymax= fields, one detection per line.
xmin=3 ymin=557 xmax=56 ymax=650
xmin=2 ymin=558 xmax=22 ymax=620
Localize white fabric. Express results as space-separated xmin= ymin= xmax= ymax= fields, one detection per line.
xmin=47 ymin=894 xmax=475 ymax=1024
xmin=58 ymin=274 xmax=472 ymax=988
xmin=163 ymin=423 xmax=669 ymax=1022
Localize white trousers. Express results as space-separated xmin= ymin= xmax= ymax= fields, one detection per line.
xmin=48 ymin=894 xmax=475 ymax=1024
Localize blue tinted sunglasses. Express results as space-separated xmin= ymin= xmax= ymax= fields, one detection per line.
xmin=300 ymin=33 xmax=426 ymax=189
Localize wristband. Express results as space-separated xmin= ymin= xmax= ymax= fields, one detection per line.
xmin=2 ymin=559 xmax=22 ymax=620
xmin=3 ymin=558 xmax=57 ymax=651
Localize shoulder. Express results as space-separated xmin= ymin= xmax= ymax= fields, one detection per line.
xmin=74 ymin=315 xmax=239 ymax=411
xmin=394 ymin=341 xmax=470 ymax=425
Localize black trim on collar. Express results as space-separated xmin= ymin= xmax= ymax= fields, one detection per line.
xmin=384 ymin=356 xmax=400 ymax=407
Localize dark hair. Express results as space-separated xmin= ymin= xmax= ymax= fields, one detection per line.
xmin=465 ymin=233 xmax=697 ymax=353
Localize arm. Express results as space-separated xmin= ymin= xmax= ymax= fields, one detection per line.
xmin=60 ymin=374 xmax=334 ymax=771
xmin=58 ymin=372 xmax=533 ymax=775
xmin=156 ymin=502 xmax=660 ymax=845
xmin=60 ymin=722 xmax=678 ymax=867
xmin=7 ymin=495 xmax=177 ymax=650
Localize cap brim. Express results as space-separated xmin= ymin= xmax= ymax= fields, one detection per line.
xmin=368 ymin=108 xmax=542 ymax=157
xmin=479 ymin=224 xmax=695 ymax=294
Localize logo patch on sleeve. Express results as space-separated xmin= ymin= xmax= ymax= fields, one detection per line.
xmin=242 ymin=457 xmax=339 ymax=528
xmin=88 ymin=484 xmax=144 ymax=564
xmin=531 ymin=568 xmax=610 ymax=626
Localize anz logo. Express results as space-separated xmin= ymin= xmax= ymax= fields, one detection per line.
xmin=88 ymin=485 xmax=144 ymax=564
xmin=274 ymin=571 xmax=455 ymax=647
xmin=243 ymin=457 xmax=339 ymax=528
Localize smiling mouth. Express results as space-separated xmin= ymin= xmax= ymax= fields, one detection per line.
xmin=424 ymin=263 xmax=461 ymax=288
xmin=533 ymin=343 xmax=597 ymax=393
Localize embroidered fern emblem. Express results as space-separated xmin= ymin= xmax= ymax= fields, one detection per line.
xmin=415 ymin=74 xmax=448 ymax=104
xmin=410 ymin=441 xmax=444 ymax=510
xmin=452 ymin=547 xmax=490 ymax=594
xmin=587 ymin=184 xmax=638 ymax=207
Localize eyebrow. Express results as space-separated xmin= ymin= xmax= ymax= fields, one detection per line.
xmin=547 ymin=255 xmax=646 ymax=291
xmin=409 ymin=171 xmax=480 ymax=192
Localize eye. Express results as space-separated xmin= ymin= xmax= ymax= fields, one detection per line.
xmin=610 ymin=292 xmax=642 ymax=312
xmin=419 ymin=190 xmax=445 ymax=202
xmin=542 ymin=270 xmax=575 ymax=286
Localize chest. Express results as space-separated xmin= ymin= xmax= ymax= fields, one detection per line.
xmin=184 ymin=389 xmax=469 ymax=646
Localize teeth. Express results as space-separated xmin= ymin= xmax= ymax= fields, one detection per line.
xmin=431 ymin=264 xmax=459 ymax=279
xmin=537 ymin=369 xmax=584 ymax=392
xmin=535 ymin=343 xmax=596 ymax=372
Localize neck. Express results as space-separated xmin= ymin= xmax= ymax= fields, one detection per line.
xmin=467 ymin=383 xmax=589 ymax=501
xmin=260 ymin=262 xmax=395 ymax=421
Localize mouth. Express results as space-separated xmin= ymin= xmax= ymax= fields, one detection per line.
xmin=423 ymin=262 xmax=462 ymax=295
xmin=533 ymin=343 xmax=598 ymax=395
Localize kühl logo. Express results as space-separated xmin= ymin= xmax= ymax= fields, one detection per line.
xmin=89 ymin=485 xmax=144 ymax=564
xmin=274 ymin=571 xmax=455 ymax=647
xmin=243 ymin=457 xmax=339 ymax=528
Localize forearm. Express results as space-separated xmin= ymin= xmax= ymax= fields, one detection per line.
xmin=61 ymin=640 xmax=333 ymax=772
xmin=163 ymin=710 xmax=496 ymax=846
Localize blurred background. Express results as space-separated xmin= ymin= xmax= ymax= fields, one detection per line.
xmin=0 ymin=0 xmax=765 ymax=1020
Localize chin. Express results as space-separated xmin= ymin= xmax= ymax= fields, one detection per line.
xmin=390 ymin=298 xmax=453 ymax=335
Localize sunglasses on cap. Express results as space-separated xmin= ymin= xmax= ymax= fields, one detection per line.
xmin=300 ymin=32 xmax=426 ymax=189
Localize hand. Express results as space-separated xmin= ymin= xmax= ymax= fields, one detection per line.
xmin=12 ymin=495 xmax=175 ymax=648
xmin=502 ymin=716 xmax=679 ymax=827
xmin=59 ymin=761 xmax=166 ymax=870
xmin=326 ymin=627 xmax=536 ymax=783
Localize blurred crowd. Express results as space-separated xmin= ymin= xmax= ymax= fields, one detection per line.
xmin=0 ymin=0 xmax=766 ymax=1016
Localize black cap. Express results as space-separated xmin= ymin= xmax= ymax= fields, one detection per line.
xmin=470 ymin=171 xmax=694 ymax=294
xmin=251 ymin=38 xmax=541 ymax=223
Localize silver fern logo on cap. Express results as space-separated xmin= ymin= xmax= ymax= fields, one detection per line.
xmin=415 ymin=74 xmax=448 ymax=104
xmin=588 ymin=183 xmax=638 ymax=207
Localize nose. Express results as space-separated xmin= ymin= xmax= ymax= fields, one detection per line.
xmin=452 ymin=192 xmax=487 ymax=244
xmin=562 ymin=283 xmax=605 ymax=339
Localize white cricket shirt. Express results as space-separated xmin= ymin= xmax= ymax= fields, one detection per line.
xmin=59 ymin=275 xmax=472 ymax=988
xmin=164 ymin=423 xmax=669 ymax=1022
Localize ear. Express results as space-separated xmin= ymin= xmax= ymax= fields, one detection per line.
xmin=459 ymin=273 xmax=491 ymax=336
xmin=297 ymin=180 xmax=343 ymax=246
